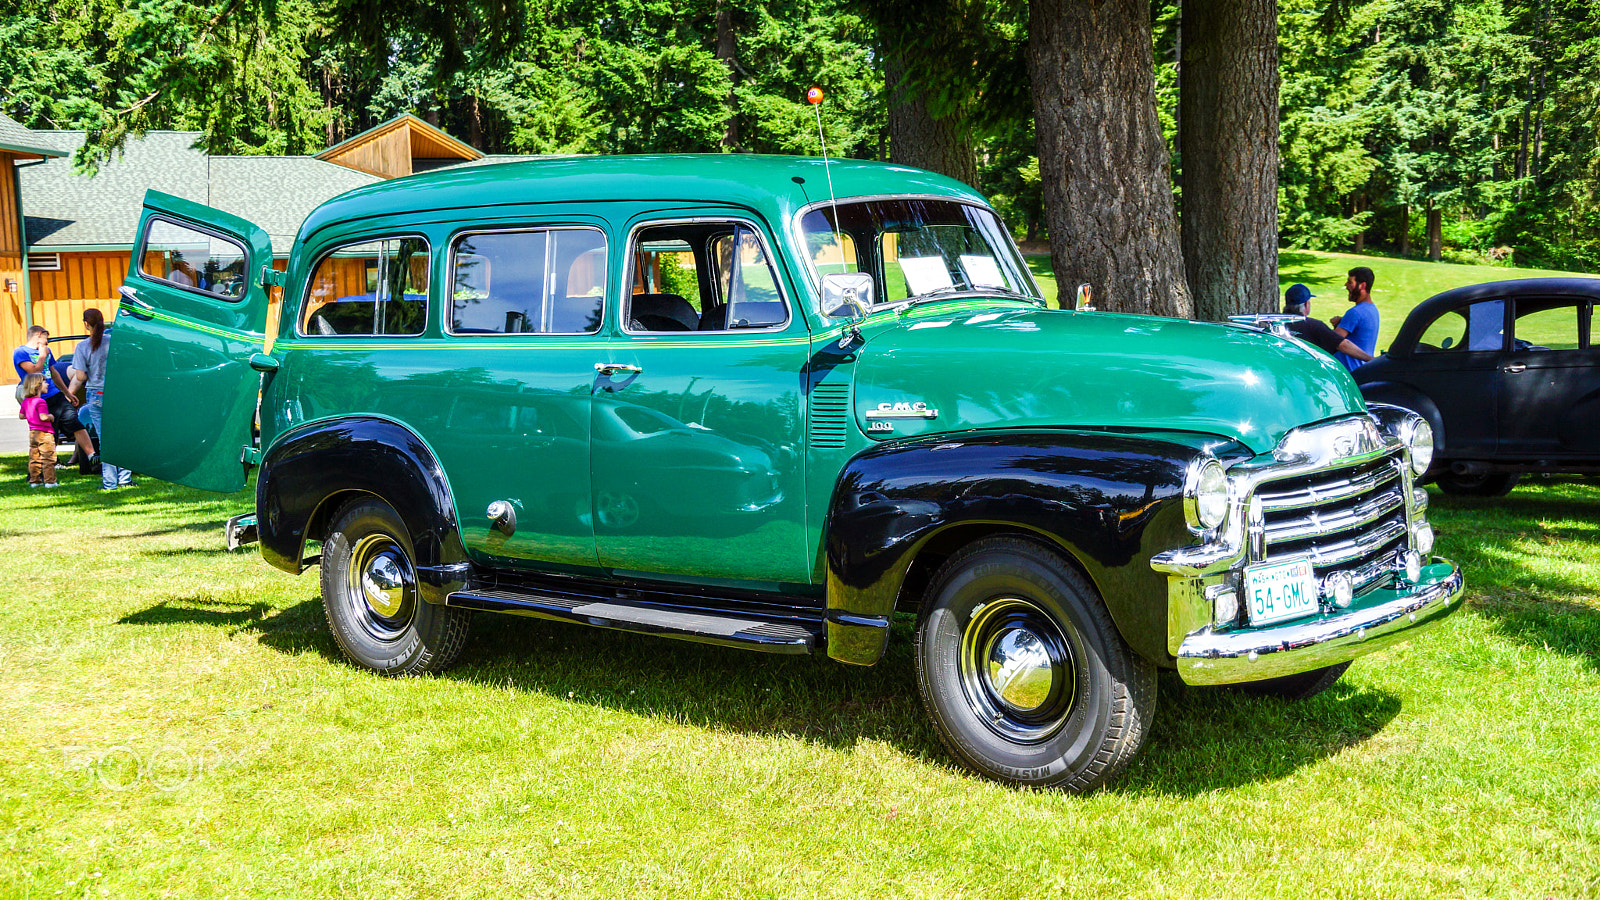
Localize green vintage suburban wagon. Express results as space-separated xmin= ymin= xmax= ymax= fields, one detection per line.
xmin=102 ymin=155 xmax=1463 ymax=790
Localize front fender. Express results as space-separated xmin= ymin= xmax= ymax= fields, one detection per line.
xmin=1357 ymin=380 xmax=1447 ymax=453
xmin=823 ymin=430 xmax=1204 ymax=666
xmin=257 ymin=416 xmax=470 ymax=604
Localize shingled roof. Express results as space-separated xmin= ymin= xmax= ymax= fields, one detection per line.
xmin=22 ymin=131 xmax=381 ymax=253
xmin=0 ymin=113 xmax=65 ymax=159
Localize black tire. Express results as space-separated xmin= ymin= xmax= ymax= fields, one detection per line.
xmin=1237 ymin=661 xmax=1350 ymax=701
xmin=320 ymin=498 xmax=472 ymax=676
xmin=1436 ymin=471 xmax=1519 ymax=497
xmin=914 ymin=537 xmax=1156 ymax=792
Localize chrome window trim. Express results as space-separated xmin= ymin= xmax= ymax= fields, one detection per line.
xmin=442 ymin=224 xmax=609 ymax=338
xmin=789 ymin=194 xmax=1046 ymax=314
xmin=294 ymin=234 xmax=432 ymax=340
xmin=620 ymin=216 xmax=792 ymax=336
xmin=135 ymin=214 xmax=253 ymax=303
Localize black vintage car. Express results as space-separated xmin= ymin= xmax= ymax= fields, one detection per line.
xmin=1354 ymin=277 xmax=1600 ymax=495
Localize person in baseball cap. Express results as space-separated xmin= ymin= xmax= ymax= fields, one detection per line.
xmin=1282 ymin=283 xmax=1372 ymax=363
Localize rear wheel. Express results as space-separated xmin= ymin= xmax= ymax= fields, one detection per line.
xmin=914 ymin=537 xmax=1155 ymax=792
xmin=321 ymin=498 xmax=472 ymax=675
xmin=1436 ymin=471 xmax=1519 ymax=497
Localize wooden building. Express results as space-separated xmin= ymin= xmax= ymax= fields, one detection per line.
xmin=0 ymin=114 xmax=66 ymax=360
xmin=6 ymin=115 xmax=486 ymax=384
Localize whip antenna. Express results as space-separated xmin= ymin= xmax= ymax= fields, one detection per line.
xmin=807 ymin=86 xmax=843 ymax=270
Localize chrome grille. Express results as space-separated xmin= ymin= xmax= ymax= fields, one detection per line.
xmin=1252 ymin=454 xmax=1408 ymax=589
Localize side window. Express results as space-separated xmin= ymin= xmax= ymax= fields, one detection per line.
xmin=300 ymin=238 xmax=430 ymax=337
xmin=627 ymin=221 xmax=787 ymax=332
xmin=1512 ymin=300 xmax=1584 ymax=351
xmin=449 ymin=228 xmax=606 ymax=335
xmin=1416 ymin=299 xmax=1505 ymax=353
xmin=139 ymin=218 xmax=250 ymax=300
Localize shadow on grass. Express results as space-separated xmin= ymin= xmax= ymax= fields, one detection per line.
xmin=1429 ymin=487 xmax=1600 ymax=672
xmin=1277 ymin=250 xmax=1331 ymax=283
xmin=1118 ymin=673 xmax=1401 ymax=794
xmin=109 ymin=593 xmax=1413 ymax=794
xmin=119 ymin=596 xmax=275 ymax=629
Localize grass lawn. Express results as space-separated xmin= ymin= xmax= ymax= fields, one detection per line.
xmin=3 ymin=453 xmax=1599 ymax=898
xmin=1027 ymin=249 xmax=1600 ymax=352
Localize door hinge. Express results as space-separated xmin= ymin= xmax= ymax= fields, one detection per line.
xmin=259 ymin=265 xmax=287 ymax=289
xmin=241 ymin=446 xmax=261 ymax=467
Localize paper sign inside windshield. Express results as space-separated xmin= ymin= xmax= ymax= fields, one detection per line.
xmin=959 ymin=255 xmax=1005 ymax=288
xmin=898 ymin=256 xmax=954 ymax=295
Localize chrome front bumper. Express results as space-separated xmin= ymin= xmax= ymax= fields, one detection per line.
xmin=1172 ymin=559 xmax=1464 ymax=685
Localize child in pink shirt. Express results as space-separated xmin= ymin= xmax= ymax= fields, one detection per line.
xmin=18 ymin=374 xmax=58 ymax=487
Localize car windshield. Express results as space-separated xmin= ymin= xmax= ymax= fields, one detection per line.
xmin=798 ymin=198 xmax=1041 ymax=316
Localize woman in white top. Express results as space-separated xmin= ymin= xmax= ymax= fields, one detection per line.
xmin=67 ymin=308 xmax=134 ymax=490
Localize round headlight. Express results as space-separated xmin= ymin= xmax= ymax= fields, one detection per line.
xmin=1186 ymin=458 xmax=1230 ymax=531
xmin=1405 ymin=416 xmax=1434 ymax=477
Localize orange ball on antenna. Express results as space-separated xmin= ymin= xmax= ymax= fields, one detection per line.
xmin=806 ymin=87 xmax=824 ymax=105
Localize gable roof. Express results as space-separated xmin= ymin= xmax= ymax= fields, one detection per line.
xmin=315 ymin=113 xmax=481 ymax=178
xmin=22 ymin=131 xmax=380 ymax=252
xmin=0 ymin=113 xmax=65 ymax=159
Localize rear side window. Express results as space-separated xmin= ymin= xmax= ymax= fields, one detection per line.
xmin=449 ymin=228 xmax=607 ymax=335
xmin=1416 ymin=299 xmax=1505 ymax=353
xmin=626 ymin=221 xmax=788 ymax=332
xmin=300 ymin=238 xmax=430 ymax=337
xmin=139 ymin=217 xmax=250 ymax=300
xmin=1512 ymin=299 xmax=1587 ymax=351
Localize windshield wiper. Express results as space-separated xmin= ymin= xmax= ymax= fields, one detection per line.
xmin=900 ymin=285 xmax=1044 ymax=312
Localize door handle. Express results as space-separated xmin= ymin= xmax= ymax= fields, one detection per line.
xmin=118 ymin=285 xmax=154 ymax=318
xmin=1502 ymin=363 xmax=1527 ymax=374
xmin=118 ymin=285 xmax=151 ymax=309
xmin=595 ymin=363 xmax=643 ymax=376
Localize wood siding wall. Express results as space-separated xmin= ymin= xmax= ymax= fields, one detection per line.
xmin=322 ymin=127 xmax=413 ymax=179
xmin=3 ymin=252 xmax=131 ymax=382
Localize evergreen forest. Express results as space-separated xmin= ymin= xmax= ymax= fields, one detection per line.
xmin=4 ymin=0 xmax=1599 ymax=273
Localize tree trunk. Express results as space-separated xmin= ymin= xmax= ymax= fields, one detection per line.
xmin=1400 ymin=203 xmax=1411 ymax=257
xmin=717 ymin=1 xmax=740 ymax=150
xmin=1179 ymin=0 xmax=1279 ymax=320
xmin=1515 ymin=71 xmax=1532 ymax=197
xmin=1354 ymin=193 xmax=1365 ymax=253
xmin=1028 ymin=0 xmax=1192 ymax=317
xmin=883 ymin=47 xmax=977 ymax=185
xmin=1427 ymin=199 xmax=1442 ymax=262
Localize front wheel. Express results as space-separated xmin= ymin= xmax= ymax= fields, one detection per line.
xmin=1237 ymin=662 xmax=1350 ymax=701
xmin=914 ymin=537 xmax=1156 ymax=792
xmin=1436 ymin=471 xmax=1519 ymax=497
xmin=321 ymin=498 xmax=472 ymax=676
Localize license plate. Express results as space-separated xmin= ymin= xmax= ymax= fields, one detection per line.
xmin=1243 ymin=557 xmax=1320 ymax=626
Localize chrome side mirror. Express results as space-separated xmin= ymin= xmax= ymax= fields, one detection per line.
xmin=1074 ymin=282 xmax=1095 ymax=311
xmin=822 ymin=272 xmax=874 ymax=349
xmin=822 ymin=272 xmax=874 ymax=318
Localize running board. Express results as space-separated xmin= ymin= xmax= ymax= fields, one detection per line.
xmin=445 ymin=588 xmax=823 ymax=655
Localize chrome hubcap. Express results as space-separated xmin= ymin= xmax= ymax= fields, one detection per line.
xmin=985 ymin=627 xmax=1055 ymax=713
xmin=347 ymin=534 xmax=416 ymax=640
xmin=361 ymin=552 xmax=408 ymax=618
xmin=959 ymin=598 xmax=1076 ymax=742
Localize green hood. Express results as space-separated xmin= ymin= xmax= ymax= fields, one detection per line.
xmin=851 ymin=304 xmax=1367 ymax=455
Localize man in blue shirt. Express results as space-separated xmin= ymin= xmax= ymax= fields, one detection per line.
xmin=1331 ymin=266 xmax=1380 ymax=371
xmin=12 ymin=325 xmax=96 ymax=471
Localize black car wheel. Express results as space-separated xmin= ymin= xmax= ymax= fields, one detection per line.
xmin=320 ymin=498 xmax=472 ymax=675
xmin=914 ymin=537 xmax=1155 ymax=792
xmin=1237 ymin=662 xmax=1351 ymax=701
xmin=1436 ymin=471 xmax=1519 ymax=497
